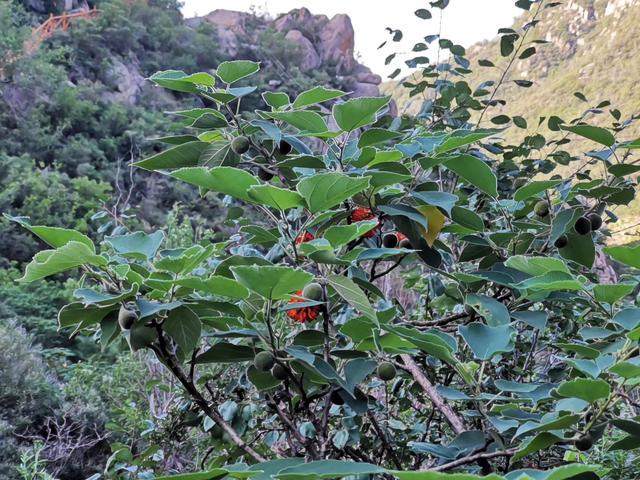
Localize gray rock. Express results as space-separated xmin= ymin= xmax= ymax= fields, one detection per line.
xmin=318 ymin=14 xmax=355 ymax=73
xmin=285 ymin=30 xmax=320 ymax=71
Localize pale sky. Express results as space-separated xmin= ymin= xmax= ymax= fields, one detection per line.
xmin=181 ymin=1 xmax=520 ymax=76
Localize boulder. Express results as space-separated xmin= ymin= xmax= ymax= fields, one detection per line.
xmin=318 ymin=14 xmax=355 ymax=73
xmin=193 ymin=9 xmax=252 ymax=56
xmin=101 ymin=59 xmax=145 ymax=105
xmin=274 ymin=7 xmax=315 ymax=32
xmin=285 ymin=30 xmax=320 ymax=71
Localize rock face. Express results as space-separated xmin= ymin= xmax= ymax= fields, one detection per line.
xmin=189 ymin=7 xmax=384 ymax=100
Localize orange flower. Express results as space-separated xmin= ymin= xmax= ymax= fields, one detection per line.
xmin=286 ymin=290 xmax=321 ymax=323
xmin=396 ymin=232 xmax=408 ymax=243
xmin=350 ymin=208 xmax=380 ymax=238
xmin=295 ymin=231 xmax=314 ymax=245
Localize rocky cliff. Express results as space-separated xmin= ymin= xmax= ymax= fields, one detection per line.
xmin=186 ymin=8 xmax=384 ymax=99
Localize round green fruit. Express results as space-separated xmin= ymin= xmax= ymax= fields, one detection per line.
xmin=554 ymin=234 xmax=568 ymax=249
xmin=330 ymin=390 xmax=345 ymax=405
xmin=575 ymin=433 xmax=593 ymax=451
xmin=277 ymin=140 xmax=292 ymax=155
xmin=302 ymin=282 xmax=324 ymax=301
xmin=231 ymin=136 xmax=250 ymax=154
xmin=534 ymin=200 xmax=550 ymax=217
xmin=382 ymin=233 xmax=398 ymax=248
xmin=587 ymin=213 xmax=603 ymax=231
xmin=118 ymin=305 xmax=137 ymax=330
xmin=574 ymin=216 xmax=592 ymax=235
xmin=258 ymin=168 xmax=274 ymax=181
xmin=271 ymin=363 xmax=289 ymax=381
xmin=377 ymin=361 xmax=397 ymax=382
xmin=254 ymin=351 xmax=275 ymax=372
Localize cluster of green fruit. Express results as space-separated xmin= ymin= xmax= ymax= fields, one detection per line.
xmin=533 ymin=200 xmax=604 ymax=249
xmin=230 ymin=135 xmax=292 ymax=181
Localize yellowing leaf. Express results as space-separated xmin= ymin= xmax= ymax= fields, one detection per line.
xmin=415 ymin=205 xmax=445 ymax=246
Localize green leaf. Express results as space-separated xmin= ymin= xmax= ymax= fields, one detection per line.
xmin=327 ymin=274 xmax=378 ymax=325
xmin=358 ymin=128 xmax=402 ymax=148
xmin=612 ymin=308 xmax=640 ymax=330
xmin=264 ymin=111 xmax=328 ymax=134
xmin=411 ymin=191 xmax=458 ymax=216
xmin=559 ymin=232 xmax=595 ymax=268
xmin=133 ymin=141 xmax=210 ymax=171
xmin=195 ymin=342 xmax=257 ymax=364
xmin=332 ymin=96 xmax=391 ymax=132
xmin=561 ymin=124 xmax=615 ymax=147
xmin=163 ymin=306 xmax=201 ymax=354
xmin=465 ymin=294 xmax=510 ymax=326
xmin=150 ymin=70 xmax=214 ymax=93
xmin=262 ymin=91 xmax=290 ymax=109
xmin=459 ymin=323 xmax=516 ymax=360
xmin=442 ymin=154 xmax=498 ymax=197
xmin=324 ymin=221 xmax=379 ymax=248
xmin=293 ymin=86 xmax=346 ymax=109
xmin=276 ymin=460 xmax=384 ymax=480
xmin=231 ymin=265 xmax=313 ymax=300
xmin=593 ymin=283 xmax=634 ymax=304
xmin=20 ymin=241 xmax=106 ymax=283
xmin=604 ymin=244 xmax=640 ymax=269
xmin=451 ymin=207 xmax=484 ymax=231
xmin=609 ymin=361 xmax=640 ymax=379
xmin=435 ymin=129 xmax=501 ymax=155
xmin=216 ymin=60 xmax=260 ymax=84
xmin=391 ymin=471 xmax=503 ymax=480
xmin=6 ymin=215 xmax=95 ymax=251
xmin=505 ymin=255 xmax=570 ymax=276
xmin=58 ymin=302 xmax=117 ymax=330
xmin=297 ymin=173 xmax=370 ymax=213
xmin=556 ymin=378 xmax=611 ymax=402
xmin=608 ymin=164 xmax=640 ymax=177
xmin=104 ymin=231 xmax=164 ymax=260
xmin=513 ymin=432 xmax=564 ymax=461
xmin=248 ymin=184 xmax=304 ymax=210
xmin=170 ymin=167 xmax=259 ymax=203
xmin=514 ymin=180 xmax=562 ymax=202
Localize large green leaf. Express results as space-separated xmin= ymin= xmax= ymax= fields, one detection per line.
xmin=514 ymin=180 xmax=562 ymax=202
xmin=459 ymin=323 xmax=516 ymax=360
xmin=216 ymin=60 xmax=260 ymax=84
xmin=327 ymin=274 xmax=378 ymax=324
xmin=332 ymin=96 xmax=391 ymax=132
xmin=512 ymin=432 xmax=564 ymax=462
xmin=435 ymin=129 xmax=501 ymax=155
xmin=20 ymin=242 xmax=106 ymax=283
xmin=442 ymin=154 xmax=498 ymax=197
xmin=561 ymin=124 xmax=615 ymax=147
xmin=505 ymin=255 xmax=570 ymax=276
xmin=264 ymin=111 xmax=328 ymax=134
xmin=324 ymin=221 xmax=379 ymax=248
xmin=175 ymin=276 xmax=250 ymax=299
xmin=559 ymin=232 xmax=595 ymax=268
xmin=297 ymin=173 xmax=370 ymax=213
xmin=104 ymin=231 xmax=164 ymax=260
xmin=195 ymin=342 xmax=258 ymax=364
xmin=133 ymin=141 xmax=209 ymax=171
xmin=593 ymin=283 xmax=634 ymax=304
xmin=604 ymin=244 xmax=640 ymax=269
xmin=149 ymin=70 xmax=214 ymax=93
xmin=163 ymin=306 xmax=201 ymax=354
xmin=7 ymin=215 xmax=95 ymax=251
xmin=556 ymin=378 xmax=611 ymax=403
xmin=292 ymin=86 xmax=345 ymax=109
xmin=275 ymin=460 xmax=384 ymax=480
xmin=248 ymin=184 xmax=305 ymax=210
xmin=170 ymin=167 xmax=259 ymax=202
xmin=465 ymin=294 xmax=510 ymax=326
xmin=231 ymin=265 xmax=313 ymax=300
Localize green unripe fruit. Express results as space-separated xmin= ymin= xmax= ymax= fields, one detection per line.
xmin=377 ymin=361 xmax=397 ymax=382
xmin=574 ymin=216 xmax=592 ymax=235
xmin=254 ymin=351 xmax=275 ymax=372
xmin=330 ymin=389 xmax=345 ymax=405
xmin=277 ymin=140 xmax=292 ymax=155
xmin=118 ymin=305 xmax=137 ymax=330
xmin=554 ymin=234 xmax=568 ymax=249
xmin=534 ymin=200 xmax=550 ymax=217
xmin=271 ymin=363 xmax=289 ymax=381
xmin=231 ymin=136 xmax=250 ymax=154
xmin=382 ymin=233 xmax=398 ymax=248
xmin=302 ymin=282 xmax=324 ymax=301
xmin=398 ymin=238 xmax=412 ymax=249
xmin=258 ymin=168 xmax=274 ymax=181
xmin=575 ymin=433 xmax=593 ymax=451
xmin=588 ymin=213 xmax=603 ymax=231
